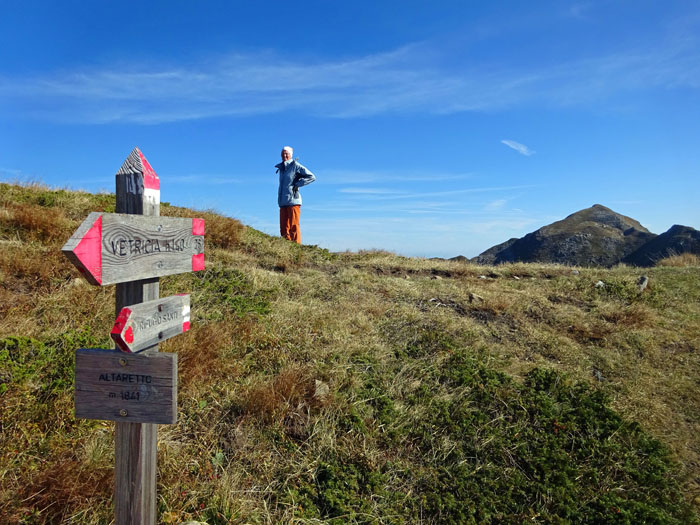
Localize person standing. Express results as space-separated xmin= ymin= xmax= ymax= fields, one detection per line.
xmin=275 ymin=146 xmax=315 ymax=244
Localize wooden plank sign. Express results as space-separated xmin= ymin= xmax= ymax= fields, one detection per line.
xmin=75 ymin=348 xmax=177 ymax=424
xmin=111 ymin=294 xmax=191 ymax=353
xmin=62 ymin=212 xmax=205 ymax=285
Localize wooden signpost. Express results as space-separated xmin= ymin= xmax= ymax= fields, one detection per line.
xmin=62 ymin=213 xmax=205 ymax=285
xmin=63 ymin=147 xmax=203 ymax=525
xmin=111 ymin=295 xmax=191 ymax=353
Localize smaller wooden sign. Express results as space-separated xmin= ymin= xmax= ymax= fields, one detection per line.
xmin=75 ymin=348 xmax=177 ymax=424
xmin=111 ymin=294 xmax=190 ymax=353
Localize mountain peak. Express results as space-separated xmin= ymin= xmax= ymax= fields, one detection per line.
xmin=474 ymin=205 xmax=656 ymax=267
xmin=553 ymin=204 xmax=650 ymax=234
xmin=624 ymin=224 xmax=700 ymax=266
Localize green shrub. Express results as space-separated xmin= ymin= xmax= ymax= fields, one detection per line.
xmin=322 ymin=350 xmax=696 ymax=523
xmin=189 ymin=267 xmax=272 ymax=319
xmin=0 ymin=328 xmax=108 ymax=398
xmin=392 ymin=359 xmax=696 ymax=523
xmin=286 ymin=452 xmax=386 ymax=523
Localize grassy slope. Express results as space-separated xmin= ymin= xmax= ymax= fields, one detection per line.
xmin=1 ymin=183 xmax=698 ymax=524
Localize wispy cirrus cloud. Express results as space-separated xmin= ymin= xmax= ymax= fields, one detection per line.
xmin=338 ymin=188 xmax=408 ymax=195
xmin=0 ymin=166 xmax=48 ymax=183
xmin=1 ymin=22 xmax=698 ymax=124
xmin=0 ymin=167 xmax=23 ymax=178
xmin=501 ymin=140 xmax=535 ymax=156
xmin=335 ymin=184 xmax=537 ymax=201
xmin=322 ymin=169 xmax=475 ymax=185
xmin=567 ymin=3 xmax=593 ymax=19
xmin=167 ymin=174 xmax=247 ymax=185
xmin=301 ymin=212 xmax=542 ymax=258
xmin=484 ymin=198 xmax=508 ymax=210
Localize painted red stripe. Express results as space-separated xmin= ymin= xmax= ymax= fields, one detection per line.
xmin=183 ymin=321 xmax=191 ymax=332
xmin=74 ymin=214 xmax=102 ymax=284
xmin=192 ymin=218 xmax=205 ymax=236
xmin=111 ymin=307 xmax=132 ymax=335
xmin=138 ymin=150 xmax=161 ymax=190
xmin=111 ymin=307 xmax=133 ymax=352
xmin=192 ymin=253 xmax=205 ymax=271
xmin=124 ymin=326 xmax=134 ymax=344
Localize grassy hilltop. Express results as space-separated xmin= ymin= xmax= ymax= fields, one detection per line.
xmin=1 ymin=182 xmax=699 ymax=524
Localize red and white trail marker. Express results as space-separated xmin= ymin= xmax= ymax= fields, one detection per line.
xmin=62 ymin=212 xmax=205 ymax=285
xmin=111 ymin=294 xmax=191 ymax=353
xmin=116 ymin=147 xmax=161 ymax=214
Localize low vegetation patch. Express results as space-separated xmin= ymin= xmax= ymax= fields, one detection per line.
xmin=0 ymin=183 xmax=698 ymax=523
xmin=657 ymin=252 xmax=700 ymax=267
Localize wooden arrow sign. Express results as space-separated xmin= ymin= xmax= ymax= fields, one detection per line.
xmin=62 ymin=212 xmax=205 ymax=285
xmin=111 ymin=294 xmax=191 ymax=353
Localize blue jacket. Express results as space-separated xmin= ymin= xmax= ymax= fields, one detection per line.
xmin=276 ymin=159 xmax=315 ymax=207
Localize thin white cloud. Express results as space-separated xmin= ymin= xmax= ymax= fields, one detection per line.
xmin=346 ymin=184 xmax=537 ymax=201
xmin=322 ymin=169 xmax=474 ymax=185
xmin=307 ymin=200 xmax=533 ymax=216
xmin=300 ymin=213 xmax=543 ymax=258
xmin=167 ymin=174 xmax=246 ymax=185
xmin=608 ymin=200 xmax=645 ymax=205
xmin=501 ymin=140 xmax=535 ymax=156
xmin=338 ymin=188 xmax=408 ymax=195
xmin=307 ymin=186 xmax=537 ymax=220
xmin=485 ymin=199 xmax=508 ymax=210
xmin=305 ymin=201 xmax=465 ymax=214
xmin=1 ymin=21 xmax=698 ymax=124
xmin=567 ymin=3 xmax=593 ymax=19
xmin=0 ymin=167 xmax=23 ymax=177
xmin=0 ymin=167 xmax=48 ymax=183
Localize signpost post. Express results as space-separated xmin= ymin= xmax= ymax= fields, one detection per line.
xmin=62 ymin=147 xmax=204 ymax=525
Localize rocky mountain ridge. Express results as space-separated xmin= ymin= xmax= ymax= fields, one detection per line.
xmin=467 ymin=204 xmax=699 ymax=267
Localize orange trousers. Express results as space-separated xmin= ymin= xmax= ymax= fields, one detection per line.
xmin=280 ymin=205 xmax=301 ymax=244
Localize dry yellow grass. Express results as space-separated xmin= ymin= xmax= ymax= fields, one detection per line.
xmin=658 ymin=252 xmax=700 ymax=267
xmin=1 ymin=182 xmax=698 ymax=522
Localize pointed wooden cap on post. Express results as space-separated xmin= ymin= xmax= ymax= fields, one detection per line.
xmin=115 ymin=147 xmax=161 ymax=216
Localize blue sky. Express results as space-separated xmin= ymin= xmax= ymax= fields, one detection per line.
xmin=1 ymin=1 xmax=698 ymax=258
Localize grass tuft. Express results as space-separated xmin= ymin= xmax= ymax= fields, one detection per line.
xmin=657 ymin=252 xmax=700 ymax=267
